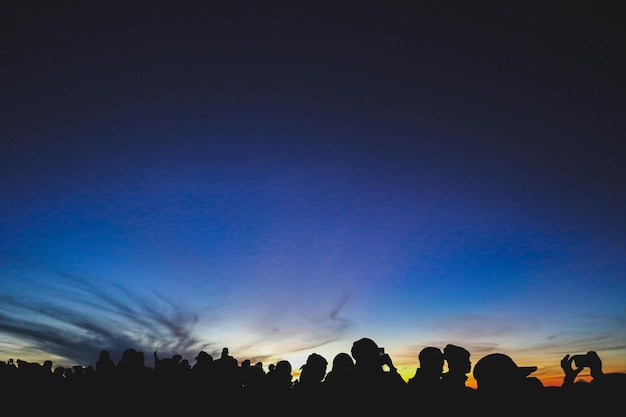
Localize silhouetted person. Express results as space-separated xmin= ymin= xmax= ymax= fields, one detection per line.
xmin=239 ymin=357 xmax=267 ymax=399
xmin=297 ymin=353 xmax=328 ymax=387
xmin=191 ymin=350 xmax=214 ymax=374
xmin=94 ymin=349 xmax=116 ymax=392
xmin=560 ymin=350 xmax=626 ymax=412
xmin=89 ymin=351 xmax=116 ymax=412
xmin=188 ymin=350 xmax=216 ymax=396
xmin=322 ymin=351 xmax=355 ymax=408
xmin=473 ymin=352 xmax=544 ymax=413
xmin=116 ymin=348 xmax=153 ymax=409
xmin=50 ymin=365 xmax=69 ymax=400
xmin=152 ymin=350 xmax=190 ymax=407
xmin=323 ymin=352 xmax=354 ymax=387
xmin=153 ymin=349 xmax=176 ymax=373
xmin=440 ymin=343 xmax=476 ymax=406
xmin=96 ymin=350 xmax=116 ymax=374
xmin=441 ymin=344 xmax=471 ymax=387
xmin=52 ymin=365 xmax=66 ymax=381
xmin=292 ymin=352 xmax=328 ymax=405
xmin=63 ymin=366 xmax=75 ymax=381
xmin=328 ymin=337 xmax=405 ymax=412
xmin=407 ymin=346 xmax=445 ymax=401
xmin=17 ymin=358 xmax=57 ymax=407
xmin=212 ymin=347 xmax=242 ymax=394
xmin=266 ymin=359 xmax=294 ymax=392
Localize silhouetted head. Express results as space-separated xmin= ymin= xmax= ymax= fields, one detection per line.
xmin=273 ymin=360 xmax=293 ymax=387
xmin=119 ymin=348 xmax=139 ymax=369
xmin=444 ymin=344 xmax=471 ymax=373
xmin=418 ymin=346 xmax=444 ymax=373
xmin=194 ymin=351 xmax=213 ymax=363
xmin=473 ymin=353 xmax=537 ymax=391
xmin=331 ymin=352 xmax=355 ymax=370
xmin=303 ymin=353 xmax=327 ymax=369
xmin=300 ymin=353 xmax=328 ymax=383
xmin=351 ymin=337 xmax=380 ymax=365
xmin=275 ymin=360 xmax=292 ymax=375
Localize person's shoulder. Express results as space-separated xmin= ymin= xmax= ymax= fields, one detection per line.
xmin=592 ymin=372 xmax=626 ymax=390
xmin=597 ymin=372 xmax=626 ymax=381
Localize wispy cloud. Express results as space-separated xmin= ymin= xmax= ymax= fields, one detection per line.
xmin=0 ymin=255 xmax=210 ymax=365
xmin=0 ymin=253 xmax=355 ymax=367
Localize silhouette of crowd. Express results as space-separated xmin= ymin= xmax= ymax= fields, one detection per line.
xmin=1 ymin=337 xmax=624 ymax=414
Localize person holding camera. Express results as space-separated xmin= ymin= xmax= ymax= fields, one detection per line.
xmin=560 ymin=351 xmax=626 ymax=412
xmin=325 ymin=337 xmax=405 ymax=412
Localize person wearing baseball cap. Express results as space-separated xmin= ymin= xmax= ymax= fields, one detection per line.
xmin=472 ymin=352 xmax=544 ymax=411
xmin=473 ymin=353 xmax=537 ymax=388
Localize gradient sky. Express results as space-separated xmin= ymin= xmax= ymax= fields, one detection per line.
xmin=1 ymin=1 xmax=625 ymax=387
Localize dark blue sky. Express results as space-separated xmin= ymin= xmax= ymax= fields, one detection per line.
xmin=1 ymin=1 xmax=625 ymax=385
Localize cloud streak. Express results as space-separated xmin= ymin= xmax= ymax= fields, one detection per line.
xmin=0 ymin=255 xmax=208 ymax=364
xmin=0 ymin=253 xmax=355 ymax=368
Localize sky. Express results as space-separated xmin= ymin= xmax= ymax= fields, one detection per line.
xmin=1 ymin=1 xmax=625 ymax=387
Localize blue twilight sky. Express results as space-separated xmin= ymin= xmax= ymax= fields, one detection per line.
xmin=1 ymin=1 xmax=625 ymax=385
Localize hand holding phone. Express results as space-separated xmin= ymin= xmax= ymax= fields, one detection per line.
xmin=571 ymin=354 xmax=589 ymax=368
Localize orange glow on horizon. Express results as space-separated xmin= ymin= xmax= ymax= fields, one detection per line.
xmin=394 ymin=368 xmax=598 ymax=389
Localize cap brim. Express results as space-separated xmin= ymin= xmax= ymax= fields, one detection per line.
xmin=519 ymin=366 xmax=537 ymax=376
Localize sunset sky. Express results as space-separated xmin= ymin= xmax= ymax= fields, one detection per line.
xmin=1 ymin=1 xmax=625 ymax=387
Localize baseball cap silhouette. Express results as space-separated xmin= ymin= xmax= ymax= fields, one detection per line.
xmin=473 ymin=353 xmax=537 ymax=388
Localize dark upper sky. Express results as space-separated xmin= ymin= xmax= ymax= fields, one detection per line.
xmin=3 ymin=1 xmax=625 ymax=204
